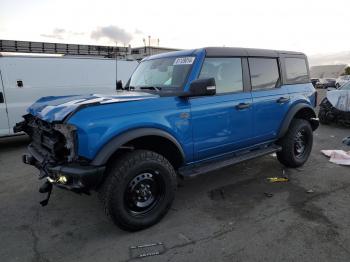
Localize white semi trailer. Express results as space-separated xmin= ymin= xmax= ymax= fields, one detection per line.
xmin=0 ymin=55 xmax=138 ymax=137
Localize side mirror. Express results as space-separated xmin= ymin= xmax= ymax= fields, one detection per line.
xmin=181 ymin=78 xmax=216 ymax=97
xmin=116 ymin=80 xmax=123 ymax=90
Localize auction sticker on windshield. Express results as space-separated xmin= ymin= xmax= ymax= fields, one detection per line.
xmin=173 ymin=57 xmax=195 ymax=65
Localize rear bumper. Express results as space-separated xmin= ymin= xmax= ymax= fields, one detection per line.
xmin=23 ymin=144 xmax=105 ymax=192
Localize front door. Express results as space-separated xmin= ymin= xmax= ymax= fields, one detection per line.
xmin=0 ymin=69 xmax=9 ymax=136
xmin=190 ymin=57 xmax=253 ymax=161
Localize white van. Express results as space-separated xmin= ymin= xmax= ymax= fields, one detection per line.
xmin=0 ymin=55 xmax=138 ymax=137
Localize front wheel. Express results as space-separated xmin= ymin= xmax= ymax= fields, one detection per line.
xmin=98 ymin=150 xmax=177 ymax=231
xmin=277 ymin=119 xmax=313 ymax=167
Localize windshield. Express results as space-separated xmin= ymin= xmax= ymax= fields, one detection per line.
xmin=128 ymin=56 xmax=195 ymax=90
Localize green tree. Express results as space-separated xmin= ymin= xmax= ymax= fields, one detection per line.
xmin=344 ymin=66 xmax=350 ymax=75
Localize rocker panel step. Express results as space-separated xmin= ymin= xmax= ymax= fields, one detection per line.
xmin=179 ymin=145 xmax=282 ymax=177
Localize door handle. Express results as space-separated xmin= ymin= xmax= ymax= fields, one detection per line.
xmin=0 ymin=92 xmax=4 ymax=103
xmin=276 ymin=97 xmax=290 ymax=104
xmin=235 ymin=102 xmax=251 ymax=110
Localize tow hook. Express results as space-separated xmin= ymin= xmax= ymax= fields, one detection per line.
xmin=39 ymin=181 xmax=53 ymax=207
xmin=22 ymin=154 xmax=36 ymax=165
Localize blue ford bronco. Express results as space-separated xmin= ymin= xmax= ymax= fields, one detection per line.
xmin=15 ymin=47 xmax=319 ymax=231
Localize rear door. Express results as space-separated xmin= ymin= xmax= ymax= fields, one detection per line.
xmin=0 ymin=69 xmax=10 ymax=136
xmin=249 ymin=57 xmax=290 ymax=143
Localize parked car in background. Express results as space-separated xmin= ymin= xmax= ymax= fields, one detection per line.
xmin=335 ymin=75 xmax=350 ymax=88
xmin=315 ymin=78 xmax=336 ymax=89
xmin=311 ymin=78 xmax=319 ymax=87
xmin=0 ymin=55 xmax=138 ymax=137
xmin=318 ymin=81 xmax=350 ymax=126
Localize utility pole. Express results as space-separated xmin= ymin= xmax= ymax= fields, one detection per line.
xmin=148 ymin=35 xmax=151 ymax=55
xmin=115 ymin=42 xmax=118 ymax=89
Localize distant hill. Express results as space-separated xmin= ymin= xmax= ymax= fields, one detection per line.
xmin=309 ymin=51 xmax=350 ymax=66
xmin=309 ymin=64 xmax=347 ymax=78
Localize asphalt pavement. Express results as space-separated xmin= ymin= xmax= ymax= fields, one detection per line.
xmin=1 ymin=89 xmax=350 ymax=262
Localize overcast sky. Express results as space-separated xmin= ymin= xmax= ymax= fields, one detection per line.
xmin=1 ymin=0 xmax=349 ymax=65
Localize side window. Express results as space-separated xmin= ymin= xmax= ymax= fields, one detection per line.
xmin=285 ymin=58 xmax=309 ymax=83
xmin=249 ymin=58 xmax=280 ymax=90
xmin=199 ymin=58 xmax=243 ymax=94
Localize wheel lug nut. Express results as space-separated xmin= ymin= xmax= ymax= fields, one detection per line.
xmin=136 ymin=190 xmax=139 ymax=194
xmin=146 ymin=185 xmax=150 ymax=188
xmin=141 ymin=184 xmax=145 ymax=188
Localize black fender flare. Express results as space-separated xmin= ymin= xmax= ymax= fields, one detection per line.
xmin=91 ymin=128 xmax=185 ymax=166
xmin=277 ymin=103 xmax=318 ymax=139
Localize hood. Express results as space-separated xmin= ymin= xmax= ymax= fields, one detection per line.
xmin=27 ymin=91 xmax=159 ymax=122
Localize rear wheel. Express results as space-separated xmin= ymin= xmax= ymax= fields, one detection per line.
xmin=98 ymin=150 xmax=177 ymax=231
xmin=277 ymin=119 xmax=313 ymax=167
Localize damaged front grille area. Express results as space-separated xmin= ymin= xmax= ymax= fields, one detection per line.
xmin=15 ymin=114 xmax=77 ymax=163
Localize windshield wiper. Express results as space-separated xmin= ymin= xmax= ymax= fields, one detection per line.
xmin=139 ymin=86 xmax=162 ymax=91
xmin=126 ymin=86 xmax=135 ymax=91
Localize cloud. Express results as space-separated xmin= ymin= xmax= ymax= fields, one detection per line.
xmin=91 ymin=25 xmax=133 ymax=44
xmin=53 ymin=28 xmax=65 ymax=34
xmin=40 ymin=28 xmax=65 ymax=39
xmin=134 ymin=28 xmax=143 ymax=35
xmin=40 ymin=28 xmax=84 ymax=40
xmin=40 ymin=34 xmax=64 ymax=40
xmin=309 ymin=51 xmax=350 ymax=66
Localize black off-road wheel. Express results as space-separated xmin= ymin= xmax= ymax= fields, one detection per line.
xmin=98 ymin=150 xmax=177 ymax=231
xmin=277 ymin=119 xmax=313 ymax=168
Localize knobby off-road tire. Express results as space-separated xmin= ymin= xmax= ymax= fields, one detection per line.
xmin=277 ymin=119 xmax=313 ymax=168
xmin=98 ymin=150 xmax=177 ymax=231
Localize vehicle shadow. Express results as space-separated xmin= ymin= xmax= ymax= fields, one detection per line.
xmin=0 ymin=135 xmax=29 ymax=152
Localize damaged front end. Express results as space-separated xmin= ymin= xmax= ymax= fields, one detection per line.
xmin=14 ymin=114 xmax=105 ymax=205
xmin=318 ymin=98 xmax=350 ymax=127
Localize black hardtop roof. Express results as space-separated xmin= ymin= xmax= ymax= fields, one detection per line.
xmin=203 ymin=47 xmax=306 ymax=57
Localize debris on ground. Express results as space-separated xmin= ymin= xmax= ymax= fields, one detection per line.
xmin=264 ymin=192 xmax=274 ymax=197
xmin=321 ymin=150 xmax=350 ymax=166
xmin=129 ymin=242 xmax=165 ymax=259
xmin=343 ymin=136 xmax=350 ymax=146
xmin=178 ymin=233 xmax=192 ymax=243
xmin=306 ymin=189 xmax=314 ymax=193
xmin=267 ymin=177 xmax=289 ymax=183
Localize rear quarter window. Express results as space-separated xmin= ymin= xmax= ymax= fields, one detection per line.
xmin=285 ymin=58 xmax=309 ymax=83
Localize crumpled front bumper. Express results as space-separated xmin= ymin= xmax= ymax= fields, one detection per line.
xmin=23 ymin=144 xmax=105 ymax=192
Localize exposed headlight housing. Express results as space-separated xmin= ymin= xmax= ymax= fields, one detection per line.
xmin=53 ymin=124 xmax=77 ymax=162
